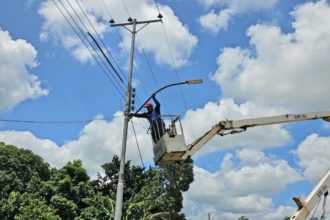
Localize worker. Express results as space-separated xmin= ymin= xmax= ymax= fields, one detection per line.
xmin=129 ymin=94 xmax=165 ymax=143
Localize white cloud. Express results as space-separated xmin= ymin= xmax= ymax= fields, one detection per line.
xmin=38 ymin=0 xmax=197 ymax=67
xmin=296 ymin=133 xmax=330 ymax=182
xmin=38 ymin=0 xmax=105 ymax=64
xmin=183 ymin=150 xmax=301 ymax=220
xmin=182 ymin=98 xmax=291 ymax=155
xmin=199 ymin=9 xmax=233 ymax=33
xmin=0 ymin=130 xmax=64 ymax=167
xmin=0 ymin=29 xmax=48 ymax=111
xmin=236 ymin=148 xmax=268 ymax=166
xmin=39 ymin=32 xmax=48 ymax=42
xmin=212 ymin=0 xmax=330 ymax=112
xmin=0 ymin=113 xmax=153 ymax=175
xmin=199 ymin=0 xmax=278 ymax=33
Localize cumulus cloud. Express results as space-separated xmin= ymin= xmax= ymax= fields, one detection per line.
xmin=182 ymin=98 xmax=291 ymax=155
xmin=0 ymin=113 xmax=153 ymax=175
xmin=199 ymin=0 xmax=278 ymax=33
xmin=296 ymin=133 xmax=330 ymax=182
xmin=38 ymin=0 xmax=105 ymax=64
xmin=0 ymin=29 xmax=48 ymax=111
xmin=183 ymin=150 xmax=301 ymax=220
xmin=212 ymin=0 xmax=330 ymax=111
xmin=38 ymin=0 xmax=197 ymax=67
xmin=199 ymin=8 xmax=233 ymax=33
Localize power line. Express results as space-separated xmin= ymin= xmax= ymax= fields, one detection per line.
xmin=98 ymin=0 xmax=150 ymax=133
xmin=72 ymin=0 xmax=128 ymax=83
xmin=88 ymin=32 xmax=124 ymax=83
xmin=130 ymin=120 xmax=145 ymax=167
xmin=62 ymin=0 xmax=126 ymax=88
xmin=136 ymin=36 xmax=170 ymax=114
xmin=0 ymin=115 xmax=123 ymax=125
xmin=154 ymin=0 xmax=161 ymax=14
xmin=120 ymin=0 xmax=131 ymax=17
xmin=99 ymin=0 xmax=152 ymax=132
xmin=115 ymin=0 xmax=172 ymax=131
xmin=52 ymin=0 xmax=126 ymax=100
xmin=159 ymin=14 xmax=197 ymax=138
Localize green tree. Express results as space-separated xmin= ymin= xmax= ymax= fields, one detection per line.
xmin=93 ymin=157 xmax=194 ymax=219
xmin=0 ymin=143 xmax=195 ymax=220
xmin=0 ymin=192 xmax=60 ymax=220
xmin=80 ymin=194 xmax=115 ymax=220
xmin=284 ymin=217 xmax=290 ymax=220
xmin=157 ymin=159 xmax=194 ymax=219
xmin=0 ymin=142 xmax=50 ymax=198
xmin=238 ymin=216 xmax=249 ymax=220
xmin=44 ymin=160 xmax=95 ymax=219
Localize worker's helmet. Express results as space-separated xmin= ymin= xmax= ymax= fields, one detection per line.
xmin=145 ymin=102 xmax=153 ymax=108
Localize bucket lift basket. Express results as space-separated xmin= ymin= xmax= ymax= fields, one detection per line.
xmin=151 ymin=115 xmax=187 ymax=165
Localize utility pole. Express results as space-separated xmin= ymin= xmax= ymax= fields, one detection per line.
xmin=110 ymin=16 xmax=162 ymax=220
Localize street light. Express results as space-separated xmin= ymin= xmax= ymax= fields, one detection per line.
xmin=208 ymin=212 xmax=224 ymax=220
xmin=133 ymin=79 xmax=203 ymax=114
xmin=186 ymin=79 xmax=203 ymax=85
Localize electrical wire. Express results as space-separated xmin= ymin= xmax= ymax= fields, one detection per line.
xmin=130 ymin=120 xmax=145 ymax=167
xmin=0 ymin=115 xmax=124 ymax=125
xmin=72 ymin=0 xmax=128 ymax=83
xmin=120 ymin=0 xmax=131 ymax=17
xmin=112 ymin=0 xmax=151 ymax=100
xmin=99 ymin=0 xmax=150 ymax=118
xmin=119 ymin=0 xmax=197 ymax=138
xmin=62 ymin=0 xmax=126 ymax=89
xmin=116 ymin=0 xmax=174 ymax=132
xmin=99 ymin=0 xmax=152 ymax=132
xmin=136 ymin=36 xmax=170 ymax=115
xmin=87 ymin=31 xmax=124 ymax=83
xmin=158 ymin=7 xmax=197 ymax=139
xmin=52 ymin=0 xmax=126 ymax=100
xmin=154 ymin=0 xmax=161 ymax=14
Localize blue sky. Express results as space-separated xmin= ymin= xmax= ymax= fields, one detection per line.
xmin=1 ymin=0 xmax=330 ymax=219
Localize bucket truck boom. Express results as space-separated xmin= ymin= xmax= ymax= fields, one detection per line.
xmin=290 ymin=169 xmax=330 ymax=220
xmin=181 ymin=111 xmax=330 ymax=161
xmin=153 ymin=111 xmax=330 ymax=165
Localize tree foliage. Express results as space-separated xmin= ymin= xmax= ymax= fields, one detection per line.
xmin=0 ymin=142 xmax=194 ymax=219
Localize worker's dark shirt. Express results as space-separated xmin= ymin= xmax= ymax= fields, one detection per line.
xmin=131 ymin=96 xmax=164 ymax=143
xmin=132 ymin=96 xmax=161 ymax=123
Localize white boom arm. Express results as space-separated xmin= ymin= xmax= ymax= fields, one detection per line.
xmin=181 ymin=111 xmax=330 ymax=160
xmin=290 ymin=169 xmax=330 ymax=220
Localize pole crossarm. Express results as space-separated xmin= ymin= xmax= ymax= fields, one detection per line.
xmin=111 ymin=19 xmax=162 ymax=27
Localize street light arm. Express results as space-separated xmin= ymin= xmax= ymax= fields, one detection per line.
xmin=133 ymin=79 xmax=203 ymax=114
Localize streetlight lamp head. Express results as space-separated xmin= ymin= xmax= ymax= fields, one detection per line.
xmin=157 ymin=13 xmax=163 ymax=19
xmin=109 ymin=18 xmax=115 ymax=24
xmin=186 ymin=79 xmax=203 ymax=85
xmin=128 ymin=17 xmax=133 ymax=22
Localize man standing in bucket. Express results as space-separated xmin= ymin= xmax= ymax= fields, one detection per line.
xmin=129 ymin=94 xmax=165 ymax=143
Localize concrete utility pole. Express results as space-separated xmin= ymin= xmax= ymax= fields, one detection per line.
xmin=110 ymin=17 xmax=162 ymax=220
